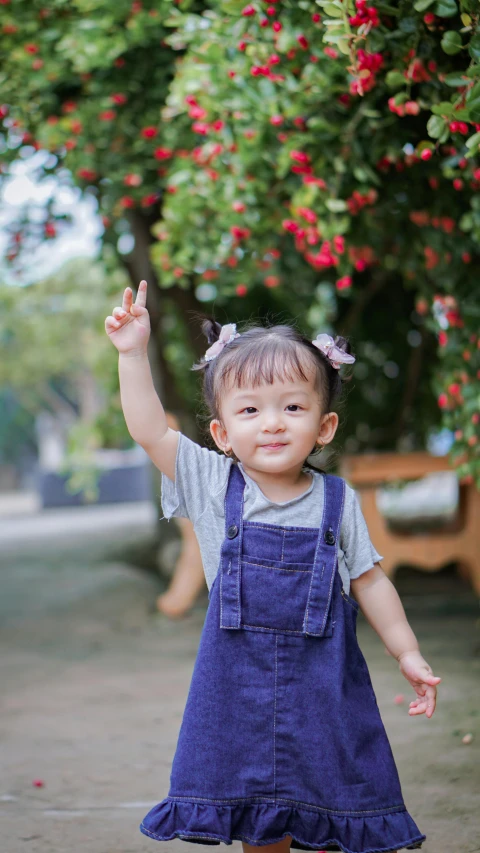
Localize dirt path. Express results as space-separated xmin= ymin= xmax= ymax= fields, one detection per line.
xmin=1 ymin=535 xmax=479 ymax=853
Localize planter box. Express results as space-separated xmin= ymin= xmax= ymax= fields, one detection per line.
xmin=36 ymin=447 xmax=154 ymax=508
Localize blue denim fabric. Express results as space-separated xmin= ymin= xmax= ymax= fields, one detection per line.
xmin=141 ymin=466 xmax=426 ymax=853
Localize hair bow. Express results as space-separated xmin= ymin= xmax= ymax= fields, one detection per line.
xmin=312 ymin=333 xmax=356 ymax=370
xmin=204 ymin=323 xmax=240 ymax=362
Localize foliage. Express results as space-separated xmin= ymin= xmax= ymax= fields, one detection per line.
xmin=0 ymin=257 xmax=133 ymax=494
xmin=155 ymin=0 xmax=480 ymax=481
xmin=0 ymin=0 xmax=479 ymax=484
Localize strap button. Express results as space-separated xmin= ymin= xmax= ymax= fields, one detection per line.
xmin=324 ymin=529 xmax=336 ymax=546
xmin=227 ymin=524 xmax=239 ymax=539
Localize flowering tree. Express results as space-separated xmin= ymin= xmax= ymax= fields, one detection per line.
xmin=1 ymin=0 xmax=479 ymax=483
xmin=155 ymin=0 xmax=480 ymax=482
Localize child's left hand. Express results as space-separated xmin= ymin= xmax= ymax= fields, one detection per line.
xmin=397 ymin=650 xmax=442 ymax=718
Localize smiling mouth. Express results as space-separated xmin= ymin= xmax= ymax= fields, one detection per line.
xmin=260 ymin=443 xmax=287 ymax=449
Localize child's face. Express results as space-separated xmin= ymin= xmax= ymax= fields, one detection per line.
xmin=209 ymin=372 xmax=338 ymax=478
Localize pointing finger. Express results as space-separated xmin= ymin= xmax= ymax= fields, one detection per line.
xmin=122 ymin=287 xmax=133 ymax=312
xmin=135 ymin=279 xmax=147 ymax=308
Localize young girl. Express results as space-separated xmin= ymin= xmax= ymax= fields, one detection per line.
xmin=105 ymin=280 xmax=441 ymax=853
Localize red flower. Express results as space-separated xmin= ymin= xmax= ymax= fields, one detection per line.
xmin=297 ymin=35 xmax=309 ymax=50
xmin=236 ymin=284 xmax=248 ymax=297
xmin=189 ymin=105 xmax=207 ymax=120
xmin=99 ymin=110 xmax=116 ymax=121
xmin=192 ymin=121 xmax=209 ymax=135
xmin=230 ymin=225 xmax=251 ymax=242
xmin=124 ymin=173 xmax=142 ymax=187
xmin=438 ymin=332 xmax=448 ymax=347
xmin=140 ymin=193 xmax=158 ymax=207
xmin=154 ymin=146 xmax=173 ymax=161
xmin=242 ymin=4 xmax=255 ymax=15
xmin=336 ymin=276 xmax=352 ymax=291
xmin=141 ymin=126 xmax=158 ymax=139
xmin=111 ymin=93 xmax=127 ymax=105
xmin=44 ymin=222 xmax=56 ymax=238
xmin=77 ymin=168 xmax=97 ymax=181
xmin=120 ymin=196 xmax=135 ymax=208
xmin=297 ymin=207 xmax=317 ymax=224
xmin=290 ymin=150 xmax=310 ymax=164
xmin=24 ymin=43 xmax=39 ymax=54
xmin=437 ymin=393 xmax=449 ymax=409
xmin=265 ymin=275 xmax=280 ymax=288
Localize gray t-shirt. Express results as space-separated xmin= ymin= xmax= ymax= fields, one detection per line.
xmin=161 ymin=433 xmax=383 ymax=596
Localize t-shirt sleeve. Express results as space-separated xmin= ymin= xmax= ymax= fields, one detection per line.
xmin=160 ymin=432 xmax=232 ymax=524
xmin=340 ymin=484 xmax=383 ymax=580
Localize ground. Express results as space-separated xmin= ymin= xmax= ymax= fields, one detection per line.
xmin=0 ymin=503 xmax=479 ymax=853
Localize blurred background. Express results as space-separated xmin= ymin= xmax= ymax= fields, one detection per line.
xmin=0 ymin=2 xmax=479 ymax=852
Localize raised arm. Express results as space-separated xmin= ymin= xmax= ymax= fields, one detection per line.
xmin=350 ymin=565 xmax=442 ymax=718
xmin=105 ymin=280 xmax=178 ymax=480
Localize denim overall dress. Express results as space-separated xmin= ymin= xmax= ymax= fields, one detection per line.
xmin=141 ymin=466 xmax=426 ymax=853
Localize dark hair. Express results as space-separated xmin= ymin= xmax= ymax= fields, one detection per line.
xmin=193 ymin=320 xmax=354 ymax=424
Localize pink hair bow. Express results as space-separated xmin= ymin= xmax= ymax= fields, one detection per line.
xmin=204 ymin=323 xmax=240 ymax=362
xmin=312 ymin=333 xmax=356 ymax=370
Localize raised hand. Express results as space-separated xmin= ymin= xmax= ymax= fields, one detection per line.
xmin=398 ymin=650 xmax=442 ymax=719
xmin=105 ymin=280 xmax=151 ymax=355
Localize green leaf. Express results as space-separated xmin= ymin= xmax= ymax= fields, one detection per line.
xmin=469 ymin=34 xmax=480 ymax=61
xmin=434 ymin=0 xmax=458 ymax=16
xmin=443 ymin=72 xmax=470 ymax=86
xmin=386 ymin=70 xmax=406 ymax=88
xmin=427 ymin=115 xmax=447 ymax=138
xmin=441 ymin=31 xmax=463 ymax=55
xmin=413 ymin=0 xmax=435 ymax=10
xmin=459 ymin=213 xmax=473 ymax=231
xmin=337 ymin=38 xmax=351 ymax=56
xmin=431 ymin=101 xmax=454 ymax=116
xmin=398 ymin=16 xmax=417 ymax=33
xmin=466 ymin=131 xmax=480 ymax=149
xmin=323 ymin=3 xmax=344 ymax=16
xmin=325 ymin=199 xmax=347 ymax=212
xmin=467 ymin=80 xmax=480 ymax=101
xmin=466 ymin=99 xmax=480 ymax=123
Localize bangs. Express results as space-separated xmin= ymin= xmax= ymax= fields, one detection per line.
xmin=215 ymin=335 xmax=318 ymax=396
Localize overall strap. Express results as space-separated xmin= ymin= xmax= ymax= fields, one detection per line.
xmin=302 ymin=473 xmax=345 ymax=637
xmin=219 ymin=464 xmax=245 ymax=629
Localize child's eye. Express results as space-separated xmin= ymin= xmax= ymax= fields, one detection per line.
xmin=241 ymin=407 xmax=257 ymax=414
xmin=286 ymin=404 xmax=302 ymax=412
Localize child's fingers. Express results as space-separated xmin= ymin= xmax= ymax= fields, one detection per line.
xmin=134 ymin=279 xmax=147 ymax=308
xmin=408 ymin=683 xmax=438 ymax=718
xmin=122 ymin=287 xmax=133 ymax=312
xmin=112 ymin=306 xmax=128 ymax=321
xmin=105 ymin=315 xmax=120 ymax=333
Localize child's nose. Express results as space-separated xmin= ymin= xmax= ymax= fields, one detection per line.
xmin=261 ymin=411 xmax=285 ymax=432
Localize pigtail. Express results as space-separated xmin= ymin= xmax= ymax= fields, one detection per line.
xmin=192 ymin=318 xmax=223 ymax=372
xmin=334 ymin=336 xmax=354 ymax=387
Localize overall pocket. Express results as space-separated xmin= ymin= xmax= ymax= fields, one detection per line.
xmin=240 ymin=559 xmax=334 ymax=636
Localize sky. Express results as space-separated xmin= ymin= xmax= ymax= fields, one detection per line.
xmin=0 ymin=150 xmax=103 ymax=286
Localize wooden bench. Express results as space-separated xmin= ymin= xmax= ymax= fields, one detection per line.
xmin=339 ymin=452 xmax=480 ymax=596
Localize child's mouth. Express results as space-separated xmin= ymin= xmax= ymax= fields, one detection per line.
xmin=260 ymin=443 xmax=287 ymax=450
